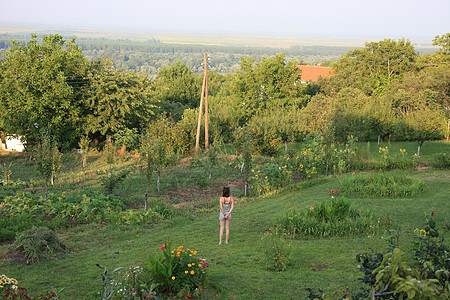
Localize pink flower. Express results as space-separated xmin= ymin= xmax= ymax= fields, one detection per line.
xmin=159 ymin=243 xmax=167 ymax=251
xmin=337 ymin=189 xmax=340 ymax=193
xmin=352 ymin=172 xmax=355 ymax=175
xmin=310 ymin=206 xmax=314 ymax=210
xmin=331 ymin=189 xmax=335 ymax=194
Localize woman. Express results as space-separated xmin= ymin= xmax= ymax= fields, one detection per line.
xmin=219 ymin=187 xmax=234 ymax=245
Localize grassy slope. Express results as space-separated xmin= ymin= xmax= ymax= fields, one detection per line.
xmin=0 ymin=142 xmax=449 ymax=299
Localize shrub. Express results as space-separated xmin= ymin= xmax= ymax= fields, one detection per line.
xmin=261 ymin=227 xmax=293 ymax=272
xmin=101 ymin=169 xmax=132 ymax=194
xmin=250 ymin=161 xmax=292 ymax=195
xmin=278 ymin=193 xmax=391 ymax=237
xmin=432 ymin=152 xmax=450 ymax=169
xmin=107 ymin=265 xmax=158 ymax=300
xmin=0 ymin=190 xmax=129 ymax=240
xmin=145 ymin=243 xmax=209 ymax=294
xmin=305 ymin=215 xmax=449 ymax=299
xmin=14 ymin=227 xmax=66 ymax=264
xmin=339 ymin=173 xmax=427 ymax=197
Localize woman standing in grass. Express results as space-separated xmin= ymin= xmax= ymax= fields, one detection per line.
xmin=219 ymin=187 xmax=234 ymax=245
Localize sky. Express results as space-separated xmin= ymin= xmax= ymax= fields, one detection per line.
xmin=1 ymin=0 xmax=449 ymax=40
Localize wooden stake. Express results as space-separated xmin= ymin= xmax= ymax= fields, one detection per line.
xmin=204 ymin=55 xmax=209 ymax=149
xmin=195 ymin=53 xmax=209 ymax=152
xmin=195 ymin=74 xmax=206 ymax=153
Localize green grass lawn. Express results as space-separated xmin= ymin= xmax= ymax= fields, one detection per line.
xmin=0 ymin=141 xmax=449 ymax=299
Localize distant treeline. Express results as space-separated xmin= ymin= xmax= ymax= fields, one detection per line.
xmin=0 ymin=34 xmax=363 ymax=74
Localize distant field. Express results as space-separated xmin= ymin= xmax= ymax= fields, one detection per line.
xmin=0 ymin=23 xmax=437 ymax=49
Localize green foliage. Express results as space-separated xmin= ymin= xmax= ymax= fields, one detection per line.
xmin=0 ymin=162 xmax=12 ymax=187
xmin=278 ymin=195 xmax=390 ymax=238
xmin=14 ymin=226 xmax=66 ymax=264
xmin=86 ymin=63 xmax=156 ymax=139
xmin=250 ymin=161 xmax=292 ymax=195
xmin=35 ymin=130 xmax=62 ymax=195
xmin=145 ymin=243 xmax=209 ymax=294
xmin=154 ymin=61 xmax=201 ymax=121
xmin=230 ymin=54 xmax=308 ymax=128
xmin=288 ymin=134 xmax=325 ymax=178
xmin=0 ymin=214 xmax=67 ymax=243
xmin=0 ymin=34 xmax=90 ymax=150
xmin=325 ymin=38 xmax=418 ymax=96
xmin=339 ymin=173 xmax=427 ymax=197
xmin=104 ymin=136 xmax=116 ymax=169
xmin=432 ymin=153 xmax=450 ymax=169
xmin=261 ymin=227 xmax=293 ymax=272
xmin=101 ymin=168 xmax=131 ymax=195
xmin=113 ymin=128 xmax=140 ymax=152
xmin=100 ymin=263 xmax=159 ymax=300
xmin=78 ymin=135 xmax=90 ymax=169
xmin=370 ymin=146 xmax=419 ymax=170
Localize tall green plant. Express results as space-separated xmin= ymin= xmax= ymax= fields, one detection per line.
xmin=104 ymin=136 xmax=115 ymax=170
xmin=78 ymin=136 xmax=90 ymax=169
xmin=35 ymin=130 xmax=62 ymax=199
xmin=0 ymin=162 xmax=12 ymax=187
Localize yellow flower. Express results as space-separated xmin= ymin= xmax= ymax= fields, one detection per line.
xmin=185 ymin=271 xmax=188 ymax=274
xmin=414 ymin=228 xmax=418 ymax=233
xmin=420 ymin=229 xmax=426 ymax=237
xmin=190 ymin=270 xmax=195 ymax=275
xmin=172 ymin=276 xmax=176 ymax=280
xmin=198 ymin=264 xmax=202 ymax=268
xmin=188 ymin=264 xmax=192 ymax=267
xmin=300 ymin=164 xmax=303 ymax=168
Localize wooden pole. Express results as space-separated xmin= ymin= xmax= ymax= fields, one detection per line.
xmin=195 ymin=74 xmax=206 ymax=153
xmin=204 ymin=53 xmax=209 ymax=149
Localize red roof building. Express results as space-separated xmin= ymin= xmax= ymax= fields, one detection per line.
xmin=298 ymin=65 xmax=335 ymax=82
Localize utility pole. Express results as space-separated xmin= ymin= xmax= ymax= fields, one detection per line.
xmin=195 ymin=52 xmax=209 ymax=153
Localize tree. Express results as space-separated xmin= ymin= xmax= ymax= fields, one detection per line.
xmin=35 ymin=129 xmax=62 ymax=199
xmin=365 ymin=96 xmax=395 ymax=144
xmin=398 ymin=108 xmax=446 ymax=156
xmin=78 ymin=136 xmax=90 ymax=169
xmin=153 ymin=61 xmax=201 ymax=121
xmin=323 ymin=39 xmax=418 ymax=96
xmin=230 ymin=54 xmax=308 ymax=125
xmin=141 ymin=118 xmax=179 ymax=201
xmin=86 ymin=61 xmax=156 ymax=140
xmin=233 ymin=127 xmax=254 ymax=196
xmin=0 ymin=34 xmax=91 ymax=150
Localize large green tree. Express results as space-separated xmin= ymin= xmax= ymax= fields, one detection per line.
xmin=322 ymin=39 xmax=418 ymax=96
xmin=230 ymin=54 xmax=308 ymax=125
xmin=153 ymin=61 xmax=201 ymax=121
xmin=0 ymin=34 xmax=90 ymax=150
xmin=85 ymin=59 xmax=156 ymax=140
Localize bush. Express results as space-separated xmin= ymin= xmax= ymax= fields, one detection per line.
xmin=250 ymin=161 xmax=292 ymax=195
xmin=339 ymin=173 xmax=427 ymax=197
xmin=261 ymin=227 xmax=293 ymax=271
xmin=145 ymin=243 xmax=210 ymax=294
xmin=101 ymin=169 xmax=132 ymax=194
xmin=14 ymin=227 xmax=66 ymax=264
xmin=432 ymin=152 xmax=450 ymax=169
xmin=278 ymin=193 xmax=391 ymax=238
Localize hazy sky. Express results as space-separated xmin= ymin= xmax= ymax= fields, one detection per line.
xmin=1 ymin=0 xmax=449 ymax=39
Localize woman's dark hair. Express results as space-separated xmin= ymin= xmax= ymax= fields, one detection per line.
xmin=222 ymin=187 xmax=230 ymax=197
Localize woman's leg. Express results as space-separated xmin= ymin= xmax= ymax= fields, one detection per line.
xmin=225 ymin=220 xmax=231 ymax=244
xmin=219 ymin=220 xmax=225 ymax=244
